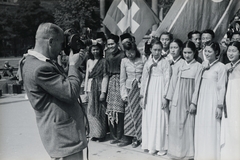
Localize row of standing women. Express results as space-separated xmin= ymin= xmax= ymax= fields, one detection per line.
xmin=143 ymin=38 xmax=240 ymax=160
xmin=61 ymin=30 xmax=240 ymax=160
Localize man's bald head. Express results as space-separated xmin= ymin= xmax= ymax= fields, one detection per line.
xmin=36 ymin=23 xmax=63 ymax=40
xmin=34 ymin=23 xmax=64 ymax=60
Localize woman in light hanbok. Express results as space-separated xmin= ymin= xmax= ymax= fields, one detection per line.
xmin=195 ymin=41 xmax=227 ymax=160
xmin=166 ymin=39 xmax=185 ymax=108
xmin=221 ymin=41 xmax=240 ymax=160
xmin=167 ymin=41 xmax=202 ymax=159
xmin=140 ymin=39 xmax=171 ymax=156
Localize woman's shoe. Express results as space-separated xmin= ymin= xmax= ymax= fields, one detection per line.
xmin=117 ymin=141 xmax=131 ymax=147
xmin=149 ymin=150 xmax=156 ymax=155
xmin=131 ymin=141 xmax=140 ymax=148
xmin=110 ymin=139 xmax=119 ymax=144
xmin=157 ymin=150 xmax=167 ymax=156
xmin=98 ymin=137 xmax=106 ymax=142
xmin=90 ymin=137 xmax=98 ymax=141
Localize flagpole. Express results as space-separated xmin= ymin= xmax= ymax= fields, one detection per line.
xmin=100 ymin=0 xmax=106 ymax=33
xmin=213 ymin=0 xmax=233 ymax=32
xmin=151 ymin=0 xmax=159 ymax=31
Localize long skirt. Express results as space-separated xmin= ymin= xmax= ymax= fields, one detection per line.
xmin=106 ymin=74 xmax=125 ymax=114
xmin=168 ymin=78 xmax=195 ymax=159
xmin=106 ymin=74 xmax=124 ymax=140
xmin=87 ymin=91 xmax=106 ymax=138
xmin=124 ymin=80 xmax=142 ymax=140
xmin=221 ymin=78 xmax=240 ymax=160
xmin=195 ymin=79 xmax=221 ymax=160
xmin=141 ymin=75 xmax=168 ymax=152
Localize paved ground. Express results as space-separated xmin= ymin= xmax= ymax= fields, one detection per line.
xmin=0 ymin=93 xmax=170 ymax=160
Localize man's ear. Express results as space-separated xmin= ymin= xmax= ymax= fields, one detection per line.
xmin=49 ymin=38 xmax=54 ymax=46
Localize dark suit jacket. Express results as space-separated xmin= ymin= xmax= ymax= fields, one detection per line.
xmin=22 ymin=55 xmax=87 ymax=158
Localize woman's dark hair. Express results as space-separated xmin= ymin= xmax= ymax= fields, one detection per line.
xmin=183 ymin=40 xmax=198 ymax=60
xmin=124 ymin=43 xmax=141 ymax=58
xmin=170 ymin=39 xmax=184 ymax=58
xmin=88 ymin=43 xmax=103 ymax=60
xmin=204 ymin=41 xmax=221 ymax=57
xmin=150 ymin=39 xmax=163 ymax=49
xmin=228 ymin=41 xmax=240 ymax=53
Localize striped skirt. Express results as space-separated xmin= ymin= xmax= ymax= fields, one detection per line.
xmin=124 ymin=80 xmax=142 ymax=140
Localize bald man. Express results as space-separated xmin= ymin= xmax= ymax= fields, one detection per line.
xmin=20 ymin=23 xmax=87 ymax=160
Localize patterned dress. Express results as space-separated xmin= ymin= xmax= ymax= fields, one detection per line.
xmin=85 ymin=58 xmax=108 ymax=138
xmin=120 ymin=57 xmax=146 ymax=140
xmin=105 ymin=48 xmax=125 ymax=140
xmin=105 ymin=49 xmax=125 ymax=124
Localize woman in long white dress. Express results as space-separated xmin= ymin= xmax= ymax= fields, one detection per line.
xmin=195 ymin=41 xmax=227 ymax=160
xmin=140 ymin=39 xmax=171 ymax=156
xmin=167 ymin=41 xmax=202 ymax=159
xmin=221 ymin=41 xmax=240 ymax=160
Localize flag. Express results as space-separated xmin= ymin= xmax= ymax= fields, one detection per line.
xmin=103 ymin=0 xmax=160 ymax=44
xmin=153 ymin=0 xmax=240 ymax=42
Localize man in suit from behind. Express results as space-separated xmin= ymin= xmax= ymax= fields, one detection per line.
xmin=21 ymin=23 xmax=87 ymax=160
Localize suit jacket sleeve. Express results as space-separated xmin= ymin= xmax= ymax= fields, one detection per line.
xmin=35 ymin=64 xmax=82 ymax=103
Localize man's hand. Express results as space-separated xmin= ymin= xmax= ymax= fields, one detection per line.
xmin=69 ymin=49 xmax=85 ymax=67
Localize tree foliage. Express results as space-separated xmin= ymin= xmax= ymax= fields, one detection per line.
xmin=0 ymin=8 xmax=16 ymax=39
xmin=14 ymin=0 xmax=54 ymax=39
xmin=0 ymin=0 xmax=54 ymax=57
xmin=54 ymin=0 xmax=101 ymax=34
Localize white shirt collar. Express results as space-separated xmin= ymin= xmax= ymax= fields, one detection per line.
xmin=209 ymin=59 xmax=219 ymax=67
xmin=151 ymin=54 xmax=161 ymax=63
xmin=185 ymin=59 xmax=195 ymax=65
xmin=27 ymin=49 xmax=50 ymax=62
xmin=232 ymin=59 xmax=240 ymax=67
xmin=161 ymin=50 xmax=168 ymax=56
xmin=173 ymin=56 xmax=181 ymax=63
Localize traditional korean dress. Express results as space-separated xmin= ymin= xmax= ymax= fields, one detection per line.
xmin=221 ymin=60 xmax=240 ymax=160
xmin=84 ymin=58 xmax=108 ymax=138
xmin=195 ymin=60 xmax=227 ymax=160
xmin=140 ymin=55 xmax=171 ymax=153
xmin=120 ymin=56 xmax=146 ymax=141
xmin=167 ymin=59 xmax=202 ymax=159
xmin=166 ymin=57 xmax=185 ymax=110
